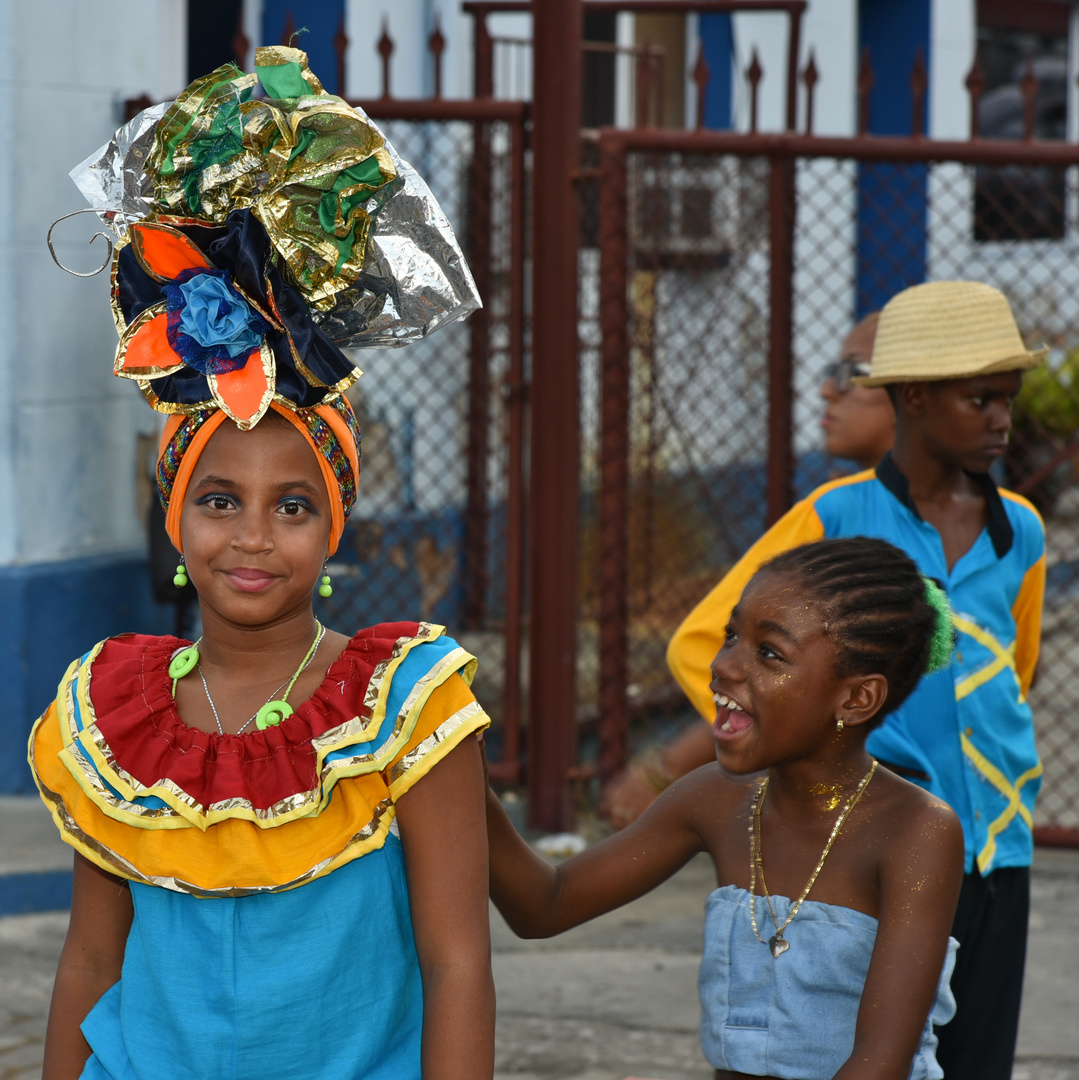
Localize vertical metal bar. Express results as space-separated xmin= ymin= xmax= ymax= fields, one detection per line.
xmin=966 ymin=53 xmax=985 ymax=139
xmin=597 ymin=134 xmax=630 ymax=785
xmin=231 ymin=5 xmax=250 ymax=67
xmin=766 ymin=153 xmax=795 ymax=525
xmin=693 ymin=44 xmax=711 ymax=131
xmin=785 ymin=5 xmax=802 ymax=131
xmin=475 ymin=12 xmax=494 ymax=98
xmin=498 ymin=115 xmax=528 ymax=784
xmin=747 ymin=50 xmax=762 ymax=134
xmin=528 ymin=0 xmax=583 ymax=832
xmin=430 ymin=19 xmax=446 ymax=100
xmin=802 ymin=50 xmax=818 ymax=135
xmin=857 ymin=48 xmax=874 ymax=136
xmin=378 ymin=23 xmax=394 ymax=99
xmin=464 ymin=117 xmax=492 ymax=630
xmin=636 ymin=46 xmax=651 ymax=128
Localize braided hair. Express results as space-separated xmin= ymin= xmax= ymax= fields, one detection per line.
xmin=759 ymin=537 xmax=953 ymax=725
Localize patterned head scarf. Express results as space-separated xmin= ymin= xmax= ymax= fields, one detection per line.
xmin=157 ymin=397 xmax=360 ymax=556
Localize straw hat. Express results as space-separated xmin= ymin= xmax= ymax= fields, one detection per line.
xmin=853 ymin=281 xmax=1046 ymax=387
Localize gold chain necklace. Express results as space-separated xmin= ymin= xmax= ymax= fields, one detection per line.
xmin=749 ymin=758 xmax=878 ymax=958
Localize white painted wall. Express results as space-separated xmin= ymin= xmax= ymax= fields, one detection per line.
xmin=730 ymin=1 xmax=858 ymax=135
xmin=0 ymin=0 xmax=184 ymax=566
xmin=347 ymin=0 xmax=481 ymax=101
xmin=0 ymin=0 xmax=15 ymax=563
xmin=931 ymin=0 xmax=974 ymax=140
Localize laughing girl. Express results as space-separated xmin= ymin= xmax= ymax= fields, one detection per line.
xmin=487 ymin=537 xmax=964 ymax=1080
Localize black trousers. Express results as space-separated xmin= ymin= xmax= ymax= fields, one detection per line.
xmin=934 ymin=866 xmax=1030 ymax=1080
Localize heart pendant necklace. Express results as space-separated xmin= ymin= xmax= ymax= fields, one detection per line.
xmin=768 ymin=934 xmax=790 ymax=958
xmin=748 ymin=760 xmax=878 ymax=958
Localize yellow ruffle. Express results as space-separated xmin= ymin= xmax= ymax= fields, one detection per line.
xmin=49 ymin=627 xmax=477 ymax=832
xmin=30 ymin=672 xmax=488 ymax=897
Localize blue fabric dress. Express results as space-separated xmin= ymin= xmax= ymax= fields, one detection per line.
xmin=80 ymin=845 xmax=421 ymax=1080
xmin=29 ymin=623 xmax=489 ymax=1080
xmin=699 ymin=885 xmax=958 ymax=1079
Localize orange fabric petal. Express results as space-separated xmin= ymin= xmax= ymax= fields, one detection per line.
xmin=131 ymin=222 xmax=212 ymax=282
xmin=209 ymin=343 xmax=274 ymax=429
xmin=115 ymin=310 xmax=183 ymax=378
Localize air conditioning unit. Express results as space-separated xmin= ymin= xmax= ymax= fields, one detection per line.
xmin=628 ymin=152 xmax=745 ymax=268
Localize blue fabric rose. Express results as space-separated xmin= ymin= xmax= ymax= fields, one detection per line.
xmin=163 ymin=268 xmax=270 ymax=376
xmin=178 ymin=273 xmax=262 ymax=357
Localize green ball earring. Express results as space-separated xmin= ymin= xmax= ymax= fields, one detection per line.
xmin=173 ymin=559 xmax=189 ymax=589
xmin=318 ymin=567 xmax=333 ymax=598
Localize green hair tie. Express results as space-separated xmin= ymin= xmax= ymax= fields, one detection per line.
xmin=922 ymin=577 xmax=955 ymax=674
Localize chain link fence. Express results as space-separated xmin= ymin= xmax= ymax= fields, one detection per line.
xmin=319 ymin=118 xmax=525 ymax=732
xmin=593 ymin=147 xmax=1079 ymax=836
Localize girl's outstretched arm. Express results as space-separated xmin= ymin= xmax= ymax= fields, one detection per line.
xmin=396 ymin=734 xmax=495 ymax=1080
xmin=43 ymin=854 xmax=133 ymax=1080
xmin=834 ymin=791 xmax=965 ymax=1080
xmin=487 ymin=764 xmax=715 ymax=938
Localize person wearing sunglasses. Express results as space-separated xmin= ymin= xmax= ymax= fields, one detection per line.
xmin=820 ymin=312 xmax=895 ymax=471
xmin=599 ymin=312 xmax=894 ymax=829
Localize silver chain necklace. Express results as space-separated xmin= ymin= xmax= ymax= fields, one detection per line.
xmin=198 ymin=623 xmax=326 ymax=735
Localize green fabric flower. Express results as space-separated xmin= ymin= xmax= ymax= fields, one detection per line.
xmin=145 ymin=47 xmax=397 ymax=309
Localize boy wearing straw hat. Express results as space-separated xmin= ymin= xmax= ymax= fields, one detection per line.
xmin=667 ymin=280 xmax=1046 ymax=1080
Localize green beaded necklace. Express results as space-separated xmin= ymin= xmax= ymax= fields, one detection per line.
xmin=169 ymin=621 xmax=325 ymax=734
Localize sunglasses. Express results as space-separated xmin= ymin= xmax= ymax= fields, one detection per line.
xmin=821 ymin=359 xmax=872 ymax=394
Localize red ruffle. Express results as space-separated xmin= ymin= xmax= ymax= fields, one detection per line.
xmin=85 ymin=623 xmax=424 ymax=812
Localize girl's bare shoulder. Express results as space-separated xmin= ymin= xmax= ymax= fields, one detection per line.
xmin=662 ymin=762 xmax=758 ymax=821
xmin=867 ymin=765 xmax=963 ymax=861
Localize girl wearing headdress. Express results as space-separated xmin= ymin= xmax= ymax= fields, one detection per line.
xmin=32 ymin=50 xmax=493 ymax=1080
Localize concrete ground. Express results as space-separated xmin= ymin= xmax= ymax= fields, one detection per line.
xmin=2 ymin=796 xmax=1077 ymax=1080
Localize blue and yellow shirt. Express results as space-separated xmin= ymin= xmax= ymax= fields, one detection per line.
xmin=667 ymin=455 xmax=1046 ymax=875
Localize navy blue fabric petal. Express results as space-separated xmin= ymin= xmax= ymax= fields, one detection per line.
xmin=205 ymin=211 xmax=270 ymax=303
xmin=116 ymin=210 xmax=355 ymax=412
xmin=209 ymin=210 xmax=357 ymax=391
xmin=262 ymin=259 xmax=357 ymax=389
xmin=116 ymin=245 xmax=166 ymax=324
xmin=144 ymin=370 xmax=215 ymax=407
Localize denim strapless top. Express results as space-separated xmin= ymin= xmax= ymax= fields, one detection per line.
xmin=699 ymin=885 xmax=958 ymax=1080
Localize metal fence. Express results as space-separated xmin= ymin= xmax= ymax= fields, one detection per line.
xmin=325 ymin=104 xmax=530 ymax=784
xmin=593 ymin=131 xmax=1079 ymax=841
xmin=134 ymin=3 xmax=1079 ymax=838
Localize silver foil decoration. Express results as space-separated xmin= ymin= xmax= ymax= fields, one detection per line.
xmin=69 ymin=102 xmax=170 ymax=237
xmin=67 ymin=100 xmax=480 ymax=349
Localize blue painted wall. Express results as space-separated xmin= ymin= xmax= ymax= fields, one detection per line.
xmin=0 ymin=555 xmax=174 ymax=794
xmin=699 ymin=15 xmax=734 ymax=130
xmin=856 ymin=0 xmax=931 ymax=315
xmin=261 ymin=0 xmax=347 ymax=92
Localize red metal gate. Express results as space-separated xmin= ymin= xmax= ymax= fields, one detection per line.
xmin=592 ymin=57 xmax=1079 ymax=845
xmin=129 ymin=5 xmax=1079 ymax=841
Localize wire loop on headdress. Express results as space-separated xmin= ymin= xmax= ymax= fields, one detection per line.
xmin=47 ymin=209 xmax=115 ymax=277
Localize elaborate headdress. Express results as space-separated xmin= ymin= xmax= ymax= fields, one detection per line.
xmin=54 ymin=47 xmax=479 ymax=551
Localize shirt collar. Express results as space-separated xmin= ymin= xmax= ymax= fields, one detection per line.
xmin=875 ymin=452 xmax=1013 ymax=559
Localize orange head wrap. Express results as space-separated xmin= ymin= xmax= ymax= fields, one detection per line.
xmin=156 ymin=398 xmax=360 ymax=556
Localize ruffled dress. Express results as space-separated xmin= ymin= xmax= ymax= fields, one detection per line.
xmin=28 ymin=621 xmax=490 ymax=1080
xmin=699 ymin=885 xmax=958 ymax=1080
